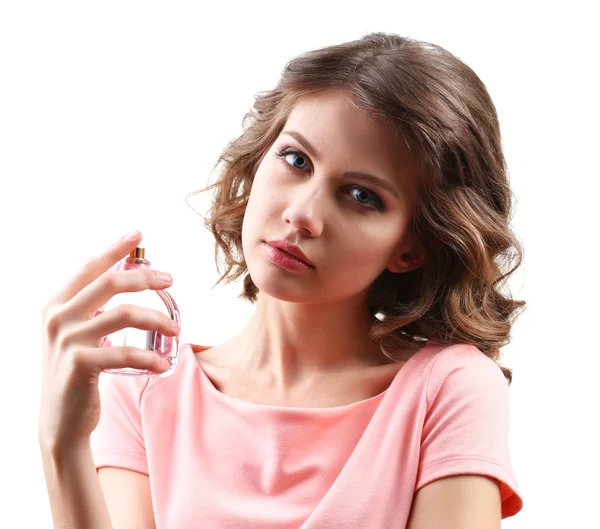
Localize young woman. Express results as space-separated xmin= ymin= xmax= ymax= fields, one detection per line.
xmin=39 ymin=32 xmax=525 ymax=528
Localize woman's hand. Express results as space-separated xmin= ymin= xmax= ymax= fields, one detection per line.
xmin=38 ymin=229 xmax=179 ymax=450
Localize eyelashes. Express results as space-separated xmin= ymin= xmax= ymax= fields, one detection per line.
xmin=274 ymin=147 xmax=384 ymax=212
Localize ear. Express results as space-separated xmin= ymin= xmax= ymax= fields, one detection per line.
xmin=387 ymin=239 xmax=427 ymax=274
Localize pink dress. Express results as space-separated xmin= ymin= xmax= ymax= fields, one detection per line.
xmin=91 ymin=340 xmax=523 ymax=528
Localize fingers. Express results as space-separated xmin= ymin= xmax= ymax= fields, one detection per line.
xmin=49 ymin=229 xmax=143 ymax=307
xmin=70 ymin=346 xmax=170 ymax=375
xmin=68 ymin=304 xmax=179 ymax=347
xmin=62 ymin=267 xmax=173 ymax=321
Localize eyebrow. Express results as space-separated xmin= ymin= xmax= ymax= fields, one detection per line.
xmin=281 ymin=130 xmax=400 ymax=199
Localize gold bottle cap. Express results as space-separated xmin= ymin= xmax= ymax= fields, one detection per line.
xmin=129 ymin=247 xmax=145 ymax=259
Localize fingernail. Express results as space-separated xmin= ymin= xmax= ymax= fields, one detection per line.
xmin=124 ymin=229 xmax=140 ymax=240
xmin=158 ymin=272 xmax=173 ymax=282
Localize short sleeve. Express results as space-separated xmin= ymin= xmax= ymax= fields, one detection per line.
xmin=415 ymin=345 xmax=523 ymax=518
xmin=90 ymin=372 xmax=150 ymax=475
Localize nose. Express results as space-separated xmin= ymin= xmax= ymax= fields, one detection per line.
xmin=281 ymin=180 xmax=326 ymax=237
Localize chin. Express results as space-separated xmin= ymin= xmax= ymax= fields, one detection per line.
xmin=248 ymin=267 xmax=316 ymax=303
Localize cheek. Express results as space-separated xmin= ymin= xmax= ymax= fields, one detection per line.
xmin=241 ymin=197 xmax=261 ymax=249
xmin=247 ymin=164 xmax=278 ymax=207
xmin=340 ymin=229 xmax=398 ymax=267
xmin=241 ymin=174 xmax=276 ymax=249
xmin=245 ymin=169 xmax=286 ymax=232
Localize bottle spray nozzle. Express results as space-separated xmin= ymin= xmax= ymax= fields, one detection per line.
xmin=129 ymin=247 xmax=145 ymax=259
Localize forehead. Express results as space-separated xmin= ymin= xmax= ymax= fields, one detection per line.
xmin=283 ymin=91 xmax=419 ymax=204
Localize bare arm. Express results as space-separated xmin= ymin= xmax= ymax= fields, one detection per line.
xmin=40 ymin=439 xmax=114 ymax=529
xmin=97 ymin=468 xmax=156 ymax=529
xmin=406 ymin=475 xmax=502 ymax=529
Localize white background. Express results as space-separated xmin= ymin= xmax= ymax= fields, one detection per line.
xmin=1 ymin=1 xmax=597 ymax=527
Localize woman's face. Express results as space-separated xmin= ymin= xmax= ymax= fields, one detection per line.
xmin=241 ymin=90 xmax=424 ymax=306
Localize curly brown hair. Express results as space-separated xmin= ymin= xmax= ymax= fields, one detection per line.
xmin=185 ymin=32 xmax=526 ymax=385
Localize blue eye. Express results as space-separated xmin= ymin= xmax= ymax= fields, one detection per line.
xmin=349 ymin=188 xmax=380 ymax=209
xmin=275 ymin=147 xmax=384 ymax=212
xmin=279 ymin=149 xmax=310 ymax=171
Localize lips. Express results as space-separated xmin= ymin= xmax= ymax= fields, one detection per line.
xmin=264 ymin=240 xmax=315 ymax=267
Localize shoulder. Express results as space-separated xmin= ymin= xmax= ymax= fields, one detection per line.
xmin=423 ymin=343 xmax=509 ymax=406
xmin=412 ymin=343 xmax=522 ymax=518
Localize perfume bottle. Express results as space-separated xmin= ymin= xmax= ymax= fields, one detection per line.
xmin=94 ymin=247 xmax=181 ymax=378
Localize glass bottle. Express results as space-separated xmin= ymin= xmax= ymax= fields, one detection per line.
xmin=93 ymin=247 xmax=181 ymax=378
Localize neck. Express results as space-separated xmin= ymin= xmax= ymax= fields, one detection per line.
xmin=226 ymin=290 xmax=389 ymax=391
